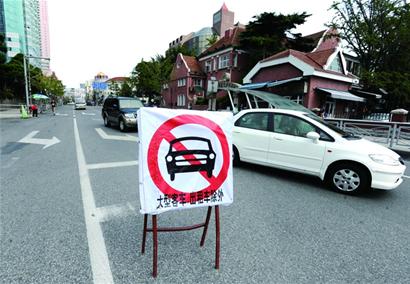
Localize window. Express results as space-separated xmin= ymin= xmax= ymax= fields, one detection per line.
xmin=328 ymin=55 xmax=343 ymax=73
xmin=274 ymin=114 xmax=316 ymax=137
xmin=193 ymin=79 xmax=202 ymax=86
xmin=219 ymin=54 xmax=229 ymax=69
xmin=233 ymin=53 xmax=238 ymax=67
xmin=213 ymin=58 xmax=218 ymax=71
xmin=177 ymin=78 xmax=186 ymax=87
xmin=177 ymin=94 xmax=186 ymax=106
xmin=205 ymin=61 xmax=212 ymax=72
xmin=235 ymin=112 xmax=269 ymax=131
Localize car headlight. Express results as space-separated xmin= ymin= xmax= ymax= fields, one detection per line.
xmin=124 ymin=113 xmax=134 ymax=118
xmin=369 ymin=154 xmax=400 ymax=166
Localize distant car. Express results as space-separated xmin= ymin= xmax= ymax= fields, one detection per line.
xmin=102 ymin=96 xmax=144 ymax=131
xmin=232 ymin=109 xmax=406 ymax=194
xmin=74 ymin=98 xmax=86 ymax=110
xmin=165 ymin=137 xmax=216 ymax=181
xmin=86 ymin=100 xmax=93 ymax=106
xmin=67 ymin=101 xmax=74 ymax=105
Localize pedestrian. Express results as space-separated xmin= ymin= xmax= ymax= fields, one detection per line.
xmin=51 ymin=99 xmax=56 ymax=115
xmin=31 ymin=103 xmax=38 ymax=117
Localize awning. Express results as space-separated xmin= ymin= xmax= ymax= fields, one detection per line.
xmin=352 ymin=90 xmax=382 ymax=99
xmin=316 ymin=88 xmax=365 ymax=102
xmin=240 ymin=77 xmax=303 ymax=90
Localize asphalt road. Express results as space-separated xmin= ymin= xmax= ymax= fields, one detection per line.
xmin=1 ymin=105 xmax=409 ymax=283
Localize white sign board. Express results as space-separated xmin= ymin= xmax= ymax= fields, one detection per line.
xmin=138 ymin=108 xmax=233 ymax=214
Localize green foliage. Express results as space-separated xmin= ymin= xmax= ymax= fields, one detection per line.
xmin=0 ymin=33 xmax=7 ymax=64
xmin=239 ymin=12 xmax=311 ymax=66
xmin=206 ymin=33 xmax=219 ymax=48
xmin=129 ymin=45 xmax=195 ymax=100
xmin=0 ymin=53 xmax=64 ymax=101
xmin=119 ymin=79 xmax=133 ymax=97
xmin=329 ymin=0 xmax=410 ymax=108
xmin=195 ymin=97 xmax=208 ymax=105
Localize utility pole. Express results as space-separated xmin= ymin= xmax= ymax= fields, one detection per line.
xmin=23 ymin=55 xmax=50 ymax=108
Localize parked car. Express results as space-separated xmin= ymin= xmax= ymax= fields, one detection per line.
xmin=165 ymin=137 xmax=216 ymax=181
xmin=232 ymin=109 xmax=406 ymax=194
xmin=102 ymin=96 xmax=144 ymax=131
xmin=74 ymin=98 xmax=86 ymax=110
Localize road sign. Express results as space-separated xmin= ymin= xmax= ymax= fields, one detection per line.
xmin=138 ymin=108 xmax=233 ymax=214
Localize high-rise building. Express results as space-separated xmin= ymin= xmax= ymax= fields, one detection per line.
xmin=39 ymin=0 xmax=50 ymax=73
xmin=0 ymin=0 xmax=49 ymax=72
xmin=0 ymin=0 xmax=26 ymax=60
xmin=212 ymin=3 xmax=234 ymax=36
xmin=23 ymin=0 xmax=41 ymax=67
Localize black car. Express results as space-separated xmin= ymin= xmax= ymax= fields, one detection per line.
xmin=165 ymin=137 xmax=216 ymax=181
xmin=102 ymin=96 xmax=144 ymax=131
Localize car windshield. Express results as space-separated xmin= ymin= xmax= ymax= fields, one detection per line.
xmin=170 ymin=138 xmax=211 ymax=151
xmin=75 ymin=99 xmax=85 ymax=103
xmin=119 ymin=99 xmax=144 ymax=109
xmin=304 ymin=113 xmax=348 ymax=136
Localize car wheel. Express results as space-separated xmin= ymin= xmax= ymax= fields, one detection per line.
xmin=119 ymin=119 xmax=127 ymax=132
xmin=233 ymin=146 xmax=240 ymax=166
xmin=170 ymin=173 xmax=175 ymax=181
xmin=326 ymin=163 xmax=370 ymax=194
xmin=104 ymin=116 xmax=110 ymax=127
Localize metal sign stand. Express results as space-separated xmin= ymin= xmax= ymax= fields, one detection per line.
xmin=141 ymin=205 xmax=220 ymax=278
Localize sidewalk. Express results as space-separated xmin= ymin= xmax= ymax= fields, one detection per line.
xmin=0 ymin=108 xmax=21 ymax=119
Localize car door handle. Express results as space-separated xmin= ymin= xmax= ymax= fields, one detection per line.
xmin=273 ymin=137 xmax=283 ymax=141
xmin=233 ymin=130 xmax=241 ymax=133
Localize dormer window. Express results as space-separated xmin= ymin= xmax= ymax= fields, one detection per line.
xmin=177 ymin=62 xmax=181 ymax=69
xmin=328 ymin=54 xmax=343 ymax=73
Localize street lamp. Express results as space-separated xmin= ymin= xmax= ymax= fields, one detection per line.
xmin=23 ymin=55 xmax=50 ymax=108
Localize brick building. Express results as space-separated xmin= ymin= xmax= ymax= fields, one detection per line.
xmin=242 ymin=29 xmax=371 ymax=118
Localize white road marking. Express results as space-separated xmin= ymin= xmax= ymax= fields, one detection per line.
xmin=87 ymin=160 xmax=138 ymax=170
xmin=95 ymin=203 xmax=136 ymax=223
xmin=55 ymin=113 xmax=68 ymax=116
xmin=403 ymin=175 xmax=409 ymax=179
xmin=18 ymin=131 xmax=61 ymax=149
xmin=95 ymin=128 xmax=138 ymax=142
xmin=73 ymin=118 xmax=114 ymax=284
xmin=92 ymin=118 xmax=101 ymax=121
xmin=82 ymin=112 xmax=96 ymax=116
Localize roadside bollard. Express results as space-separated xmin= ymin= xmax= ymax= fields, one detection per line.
xmin=20 ymin=105 xmax=29 ymax=119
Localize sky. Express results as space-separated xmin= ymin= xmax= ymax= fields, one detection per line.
xmin=47 ymin=0 xmax=336 ymax=88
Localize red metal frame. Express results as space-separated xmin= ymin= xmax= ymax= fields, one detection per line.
xmin=141 ymin=206 xmax=220 ymax=278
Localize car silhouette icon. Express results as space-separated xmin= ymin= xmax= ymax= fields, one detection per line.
xmin=165 ymin=136 xmax=216 ymax=181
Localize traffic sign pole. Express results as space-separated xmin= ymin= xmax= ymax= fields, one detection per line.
xmin=141 ymin=206 xmax=220 ymax=277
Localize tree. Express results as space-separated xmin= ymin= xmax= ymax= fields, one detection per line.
xmin=119 ymin=79 xmax=133 ymax=97
xmin=239 ymin=12 xmax=311 ymax=66
xmin=206 ymin=33 xmax=219 ymax=48
xmin=0 ymin=33 xmax=7 ymax=64
xmin=329 ymin=0 xmax=410 ymax=109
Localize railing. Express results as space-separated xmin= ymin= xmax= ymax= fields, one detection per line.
xmin=325 ymin=118 xmax=410 ymax=149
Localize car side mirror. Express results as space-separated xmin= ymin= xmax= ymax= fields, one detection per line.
xmin=306 ymin=131 xmax=320 ymax=142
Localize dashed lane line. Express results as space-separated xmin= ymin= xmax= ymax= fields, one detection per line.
xmin=73 ymin=117 xmax=114 ymax=284
xmin=87 ymin=160 xmax=138 ymax=170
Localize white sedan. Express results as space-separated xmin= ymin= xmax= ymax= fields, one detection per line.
xmin=232 ymin=109 xmax=406 ymax=194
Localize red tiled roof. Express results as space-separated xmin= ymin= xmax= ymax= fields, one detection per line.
xmin=182 ymin=55 xmax=204 ymax=75
xmin=200 ymin=26 xmax=245 ymax=57
xmin=306 ymin=48 xmax=336 ymax=67
xmin=259 ymin=48 xmax=352 ymax=78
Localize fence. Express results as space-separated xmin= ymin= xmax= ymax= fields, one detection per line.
xmin=325 ymin=118 xmax=410 ymax=149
